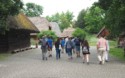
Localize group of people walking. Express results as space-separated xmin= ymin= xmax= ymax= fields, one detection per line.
xmin=39 ymin=35 xmax=110 ymax=65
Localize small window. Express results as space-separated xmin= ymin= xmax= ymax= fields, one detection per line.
xmin=49 ymin=26 xmax=51 ymax=30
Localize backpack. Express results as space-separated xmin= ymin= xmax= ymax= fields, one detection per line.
xmin=66 ymin=41 xmax=72 ymax=48
xmin=75 ymin=39 xmax=80 ymax=46
xmin=40 ymin=39 xmax=47 ymax=48
xmin=82 ymin=46 xmax=88 ymax=52
xmin=82 ymin=46 xmax=89 ymax=53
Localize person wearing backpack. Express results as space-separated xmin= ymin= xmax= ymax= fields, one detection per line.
xmin=65 ymin=37 xmax=73 ymax=60
xmin=39 ymin=36 xmax=48 ymax=60
xmin=74 ymin=38 xmax=81 ymax=57
xmin=81 ymin=40 xmax=90 ymax=65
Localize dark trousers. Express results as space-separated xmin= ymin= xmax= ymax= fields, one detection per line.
xmin=56 ymin=48 xmax=60 ymax=59
xmin=67 ymin=48 xmax=72 ymax=57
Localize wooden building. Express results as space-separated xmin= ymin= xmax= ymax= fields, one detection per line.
xmin=97 ymin=26 xmax=109 ymax=38
xmin=0 ymin=13 xmax=39 ymax=52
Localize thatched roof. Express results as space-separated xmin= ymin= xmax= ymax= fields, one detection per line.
xmin=61 ymin=27 xmax=75 ymax=37
xmin=50 ymin=22 xmax=61 ymax=37
xmin=28 ymin=17 xmax=50 ymax=31
xmin=7 ymin=13 xmax=39 ymax=33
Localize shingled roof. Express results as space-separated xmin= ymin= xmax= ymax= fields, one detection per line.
xmin=7 ymin=13 xmax=39 ymax=33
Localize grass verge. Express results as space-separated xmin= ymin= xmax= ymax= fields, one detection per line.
xmin=0 ymin=53 xmax=11 ymax=61
xmin=110 ymin=48 xmax=125 ymax=60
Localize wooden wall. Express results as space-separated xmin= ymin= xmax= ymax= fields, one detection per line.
xmin=0 ymin=29 xmax=30 ymax=52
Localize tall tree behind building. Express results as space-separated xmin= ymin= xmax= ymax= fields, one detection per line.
xmin=0 ymin=0 xmax=23 ymax=33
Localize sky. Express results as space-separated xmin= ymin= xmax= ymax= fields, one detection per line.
xmin=23 ymin=0 xmax=98 ymax=19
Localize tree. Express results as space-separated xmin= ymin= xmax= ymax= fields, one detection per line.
xmin=72 ymin=28 xmax=87 ymax=40
xmin=0 ymin=0 xmax=23 ymax=33
xmin=37 ymin=30 xmax=57 ymax=41
xmin=75 ymin=9 xmax=86 ymax=29
xmin=95 ymin=0 xmax=113 ymax=11
xmin=84 ymin=5 xmax=105 ymax=33
xmin=96 ymin=0 xmax=125 ymax=38
xmin=23 ymin=3 xmax=43 ymax=17
xmin=46 ymin=11 xmax=74 ymax=31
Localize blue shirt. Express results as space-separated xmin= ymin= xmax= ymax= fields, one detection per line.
xmin=47 ymin=38 xmax=53 ymax=48
xmin=61 ymin=39 xmax=65 ymax=47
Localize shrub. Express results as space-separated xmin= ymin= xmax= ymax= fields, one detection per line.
xmin=72 ymin=28 xmax=87 ymax=40
xmin=37 ymin=30 xmax=57 ymax=41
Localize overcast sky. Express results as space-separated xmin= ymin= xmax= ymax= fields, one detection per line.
xmin=23 ymin=0 xmax=98 ymax=19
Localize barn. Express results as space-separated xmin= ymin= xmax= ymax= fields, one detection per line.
xmin=0 ymin=13 xmax=39 ymax=52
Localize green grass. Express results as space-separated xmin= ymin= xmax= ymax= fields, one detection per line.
xmin=109 ymin=40 xmax=117 ymax=48
xmin=110 ymin=48 xmax=125 ymax=60
xmin=0 ymin=53 xmax=11 ymax=61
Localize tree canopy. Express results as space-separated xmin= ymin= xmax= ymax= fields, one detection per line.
xmin=46 ymin=11 xmax=74 ymax=32
xmin=37 ymin=30 xmax=57 ymax=41
xmin=84 ymin=5 xmax=105 ymax=33
xmin=72 ymin=28 xmax=87 ymax=40
xmin=95 ymin=0 xmax=125 ymax=38
xmin=0 ymin=0 xmax=23 ymax=33
xmin=22 ymin=3 xmax=43 ymax=17
xmin=75 ymin=9 xmax=86 ymax=29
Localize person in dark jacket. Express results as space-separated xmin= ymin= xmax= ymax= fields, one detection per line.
xmin=74 ymin=38 xmax=81 ymax=57
xmin=55 ymin=38 xmax=61 ymax=60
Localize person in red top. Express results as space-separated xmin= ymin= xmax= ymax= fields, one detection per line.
xmin=97 ymin=35 xmax=107 ymax=65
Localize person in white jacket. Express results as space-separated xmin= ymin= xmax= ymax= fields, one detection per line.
xmin=105 ymin=40 xmax=110 ymax=62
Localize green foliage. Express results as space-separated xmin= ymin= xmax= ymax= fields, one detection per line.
xmin=95 ymin=0 xmax=113 ymax=11
xmin=0 ymin=0 xmax=23 ymax=33
xmin=46 ymin=11 xmax=74 ymax=31
xmin=84 ymin=5 xmax=105 ymax=33
xmin=96 ymin=0 xmax=125 ymax=38
xmin=75 ymin=9 xmax=86 ymax=29
xmin=75 ymin=4 xmax=105 ymax=34
xmin=37 ymin=30 xmax=57 ymax=41
xmin=23 ymin=3 xmax=43 ymax=17
xmin=72 ymin=28 xmax=87 ymax=40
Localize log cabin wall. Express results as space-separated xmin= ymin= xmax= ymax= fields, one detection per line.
xmin=0 ymin=33 xmax=9 ymax=52
xmin=8 ymin=29 xmax=30 ymax=51
xmin=0 ymin=29 xmax=30 ymax=52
